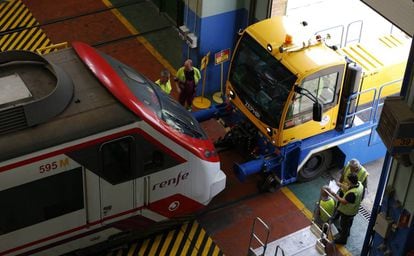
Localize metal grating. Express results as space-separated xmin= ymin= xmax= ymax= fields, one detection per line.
xmin=358 ymin=205 xmax=371 ymax=221
xmin=0 ymin=106 xmax=27 ymax=134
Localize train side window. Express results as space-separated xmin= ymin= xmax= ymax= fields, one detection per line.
xmin=101 ymin=137 xmax=135 ymax=184
xmin=0 ymin=168 xmax=84 ymax=235
xmin=137 ymin=136 xmax=181 ymax=175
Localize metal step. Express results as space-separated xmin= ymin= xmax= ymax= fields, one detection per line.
xmin=252 ymin=226 xmax=328 ymax=256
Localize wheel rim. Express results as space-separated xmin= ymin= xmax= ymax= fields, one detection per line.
xmin=304 ymin=155 xmax=323 ymax=172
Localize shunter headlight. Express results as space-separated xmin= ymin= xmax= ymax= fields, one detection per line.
xmin=229 ymin=90 xmax=235 ymax=100
xmin=266 ymin=127 xmax=273 ymax=136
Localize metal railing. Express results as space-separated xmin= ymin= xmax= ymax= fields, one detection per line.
xmin=344 ymin=20 xmax=363 ymax=46
xmin=341 ymin=78 xmax=403 ymax=130
xmin=314 ymin=19 xmax=364 ymax=48
xmin=248 ymin=217 xmax=270 ymax=256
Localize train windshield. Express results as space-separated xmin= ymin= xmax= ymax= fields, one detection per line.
xmin=229 ymin=33 xmax=297 ymax=128
xmin=102 ymin=54 xmax=207 ymax=139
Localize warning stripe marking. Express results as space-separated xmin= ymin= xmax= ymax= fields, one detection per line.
xmin=106 ymin=221 xmax=223 ymax=256
xmin=0 ymin=0 xmax=54 ymax=52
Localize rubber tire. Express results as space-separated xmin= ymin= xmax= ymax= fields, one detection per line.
xmin=258 ymin=173 xmax=280 ymax=193
xmin=298 ymin=150 xmax=332 ymax=182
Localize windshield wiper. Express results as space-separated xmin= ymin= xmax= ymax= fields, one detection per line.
xmin=163 ymin=111 xmax=202 ymax=138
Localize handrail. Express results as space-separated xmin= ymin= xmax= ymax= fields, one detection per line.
xmin=344 ymin=20 xmax=363 ymax=46
xmin=342 ymin=87 xmax=377 ymax=129
xmin=274 ymin=245 xmax=285 ymax=256
xmin=248 ymin=217 xmax=270 ymax=256
xmin=372 ymin=78 xmax=403 ymax=122
xmin=342 ymin=78 xmax=404 ymax=129
xmin=315 ymin=24 xmax=344 ymax=48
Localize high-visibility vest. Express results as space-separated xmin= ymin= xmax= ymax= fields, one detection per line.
xmin=342 ymin=164 xmax=368 ymax=191
xmin=319 ymin=197 xmax=335 ymax=222
xmin=338 ymin=181 xmax=363 ymax=216
xmin=344 ymin=164 xmax=368 ymax=183
xmin=155 ymin=79 xmax=172 ymax=94
xmin=176 ymin=67 xmax=201 ymax=84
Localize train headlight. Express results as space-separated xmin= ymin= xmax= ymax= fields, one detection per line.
xmin=204 ymin=149 xmax=217 ymax=158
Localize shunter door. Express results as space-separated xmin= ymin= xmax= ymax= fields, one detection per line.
xmin=99 ymin=137 xmax=136 ymax=222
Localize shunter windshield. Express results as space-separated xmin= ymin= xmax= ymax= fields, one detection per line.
xmin=102 ymin=53 xmax=207 ymax=139
xmin=229 ymin=33 xmax=297 ymax=128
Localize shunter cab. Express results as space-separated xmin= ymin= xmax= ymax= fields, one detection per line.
xmin=223 ymin=16 xmax=409 ymax=184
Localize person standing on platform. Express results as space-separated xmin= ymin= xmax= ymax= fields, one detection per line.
xmin=155 ymin=69 xmax=172 ymax=95
xmin=314 ymin=185 xmax=336 ymax=227
xmin=329 ymin=172 xmax=363 ymax=244
xmin=175 ymin=59 xmax=201 ymax=111
xmin=337 ymin=158 xmax=369 ymax=200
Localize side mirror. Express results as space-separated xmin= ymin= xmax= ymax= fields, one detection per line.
xmin=313 ymin=102 xmax=323 ymax=122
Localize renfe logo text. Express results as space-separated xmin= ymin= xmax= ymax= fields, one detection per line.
xmin=153 ymin=171 xmax=189 ymax=190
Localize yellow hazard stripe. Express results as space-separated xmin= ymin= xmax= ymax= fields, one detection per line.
xmin=158 ymin=229 xmax=175 ymax=255
xmin=0 ymin=0 xmax=54 ymax=52
xmin=108 ymin=221 xmax=222 ymax=255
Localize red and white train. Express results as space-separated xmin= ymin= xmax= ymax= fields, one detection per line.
xmin=0 ymin=42 xmax=226 ymax=255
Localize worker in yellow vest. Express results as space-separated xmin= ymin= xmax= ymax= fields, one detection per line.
xmin=314 ymin=186 xmax=336 ymax=227
xmin=337 ymin=158 xmax=368 ymax=199
xmin=175 ymin=59 xmax=201 ymax=111
xmin=329 ymin=172 xmax=363 ymax=244
xmin=155 ymin=69 xmax=172 ymax=95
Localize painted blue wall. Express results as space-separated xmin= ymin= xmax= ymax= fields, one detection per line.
xmin=181 ymin=6 xmax=248 ymax=98
xmin=198 ymin=8 xmax=248 ymax=96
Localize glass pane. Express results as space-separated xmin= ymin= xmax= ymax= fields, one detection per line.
xmin=318 ymin=73 xmax=338 ymax=104
xmin=285 ymin=72 xmax=338 ymax=128
xmin=102 ymin=137 xmax=133 ymax=184
xmin=229 ymin=34 xmax=296 ymax=127
xmin=0 ymin=168 xmax=84 ymax=234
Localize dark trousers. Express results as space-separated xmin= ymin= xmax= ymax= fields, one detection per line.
xmin=178 ymin=81 xmax=195 ymax=107
xmin=337 ymin=211 xmax=355 ymax=241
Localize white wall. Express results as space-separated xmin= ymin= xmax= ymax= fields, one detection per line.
xmin=200 ymin=0 xmax=249 ymax=18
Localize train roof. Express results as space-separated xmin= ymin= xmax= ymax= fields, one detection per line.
xmin=0 ymin=48 xmax=138 ymax=162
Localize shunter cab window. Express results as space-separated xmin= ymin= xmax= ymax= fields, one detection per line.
xmin=285 ymin=72 xmax=338 ymax=128
xmin=0 ymin=168 xmax=84 ymax=235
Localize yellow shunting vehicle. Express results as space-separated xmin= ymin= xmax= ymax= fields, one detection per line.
xmin=196 ymin=16 xmax=410 ymax=189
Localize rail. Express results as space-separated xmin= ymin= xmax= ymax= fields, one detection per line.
xmin=341 ymin=78 xmax=403 ymax=129
xmin=314 ymin=19 xmax=364 ymax=48
xmin=372 ymin=79 xmax=403 ymax=122
xmin=315 ymin=24 xmax=344 ymax=49
xmin=344 ymin=20 xmax=363 ymax=46
xmin=274 ymin=245 xmax=285 ymax=256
